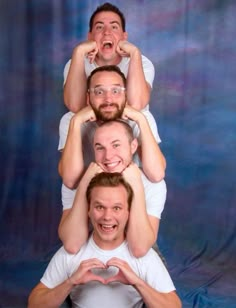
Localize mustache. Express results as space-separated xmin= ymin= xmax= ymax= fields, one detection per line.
xmin=99 ymin=103 xmax=119 ymax=109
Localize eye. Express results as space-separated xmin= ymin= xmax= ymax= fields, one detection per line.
xmin=96 ymin=205 xmax=104 ymax=211
xmin=114 ymin=206 xmax=121 ymax=211
xmin=111 ymin=87 xmax=120 ymax=95
xmin=94 ymin=88 xmax=104 ymax=96
xmin=95 ymin=25 xmax=103 ymax=31
xmin=113 ymin=143 xmax=120 ymax=148
xmin=95 ymin=145 xmax=104 ymax=151
xmin=112 ymin=24 xmax=119 ymax=30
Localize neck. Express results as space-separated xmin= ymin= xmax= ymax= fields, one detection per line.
xmin=92 ymin=233 xmax=125 ymax=250
xmin=95 ymin=55 xmax=122 ymax=67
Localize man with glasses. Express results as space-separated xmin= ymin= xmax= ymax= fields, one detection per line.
xmin=59 ymin=65 xmax=165 ymax=189
xmin=63 ymin=2 xmax=155 ymax=113
xmin=58 ymin=65 xmax=166 ymax=257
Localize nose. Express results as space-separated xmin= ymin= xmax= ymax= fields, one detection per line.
xmin=103 ymin=25 xmax=111 ymax=34
xmin=104 ymin=148 xmax=114 ymax=160
xmin=102 ymin=208 xmax=112 ymax=220
xmin=104 ymin=90 xmax=113 ymax=102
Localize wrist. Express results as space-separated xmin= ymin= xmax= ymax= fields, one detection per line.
xmin=73 ymin=45 xmax=86 ymax=58
xmin=130 ymin=47 xmax=141 ymax=59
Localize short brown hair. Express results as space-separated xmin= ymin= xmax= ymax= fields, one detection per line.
xmin=86 ymin=172 xmax=133 ymax=210
xmin=89 ymin=2 xmax=126 ymax=32
xmin=87 ymin=65 xmax=126 ymax=90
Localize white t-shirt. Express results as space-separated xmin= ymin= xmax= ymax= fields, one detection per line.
xmin=63 ymin=55 xmax=155 ymax=90
xmin=41 ymin=236 xmax=175 ymax=308
xmin=58 ymin=112 xmax=166 ymax=217
xmin=61 ymin=172 xmax=166 ymax=218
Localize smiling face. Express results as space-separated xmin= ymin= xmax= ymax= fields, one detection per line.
xmin=93 ymin=121 xmax=138 ymax=173
xmin=88 ymin=11 xmax=128 ymax=65
xmin=88 ymin=185 xmax=129 ymax=249
xmin=88 ymin=70 xmax=126 ymax=121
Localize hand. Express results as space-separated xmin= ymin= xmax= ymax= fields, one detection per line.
xmin=105 ymin=257 xmax=140 ymax=285
xmin=70 ymin=258 xmax=106 ymax=285
xmin=122 ymin=105 xmax=142 ymax=122
xmin=75 ymin=40 xmax=98 ymax=64
xmin=75 ymin=105 xmax=97 ymax=124
xmin=122 ymin=162 xmax=142 ymax=186
xmin=81 ymin=162 xmax=103 ymax=187
xmin=116 ymin=40 xmax=138 ymax=58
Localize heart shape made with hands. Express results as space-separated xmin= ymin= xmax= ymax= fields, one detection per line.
xmin=91 ymin=265 xmax=119 ymax=279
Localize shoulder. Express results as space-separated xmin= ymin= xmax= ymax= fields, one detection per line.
xmin=59 ymin=111 xmax=75 ymax=125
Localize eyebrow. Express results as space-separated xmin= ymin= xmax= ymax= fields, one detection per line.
xmin=94 ymin=139 xmax=121 ymax=147
xmin=92 ymin=84 xmax=123 ymax=89
xmin=94 ymin=20 xmax=121 ymax=27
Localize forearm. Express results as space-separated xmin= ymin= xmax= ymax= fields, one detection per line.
xmin=126 ymin=183 xmax=156 ymax=257
xmin=137 ymin=115 xmax=166 ymax=182
xmin=28 ymin=280 xmax=73 ymax=308
xmin=59 ymin=185 xmax=89 ymax=254
xmin=127 ymin=48 xmax=150 ymax=110
xmin=59 ymin=116 xmax=84 ymax=189
xmin=64 ymin=47 xmax=87 ymax=113
xmin=134 ymin=279 xmax=181 ymax=308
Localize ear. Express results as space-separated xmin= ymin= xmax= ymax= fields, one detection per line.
xmin=130 ymin=138 xmax=138 ymax=155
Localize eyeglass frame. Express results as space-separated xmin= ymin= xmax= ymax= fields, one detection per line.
xmin=88 ymin=85 xmax=126 ymax=97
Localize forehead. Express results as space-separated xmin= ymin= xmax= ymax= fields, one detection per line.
xmin=94 ymin=123 xmax=129 ymax=143
xmin=90 ymin=71 xmax=124 ymax=87
xmin=90 ymin=185 xmax=128 ymax=207
xmin=92 ymin=11 xmax=122 ymax=27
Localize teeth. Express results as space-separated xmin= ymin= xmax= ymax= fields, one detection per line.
xmin=105 ymin=162 xmax=119 ymax=167
xmin=101 ymin=224 xmax=115 ymax=232
xmin=102 ymin=41 xmax=113 ymax=48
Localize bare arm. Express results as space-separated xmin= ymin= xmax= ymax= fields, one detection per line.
xmin=28 ymin=281 xmax=73 ymax=308
xmin=58 ymin=163 xmax=103 ymax=254
xmin=28 ymin=259 xmax=106 ymax=307
xmin=117 ymin=41 xmax=153 ymax=110
xmin=123 ymin=164 xmax=158 ymax=257
xmin=59 ymin=106 xmax=96 ymax=189
xmin=123 ymin=106 xmax=166 ymax=182
xmin=64 ymin=41 xmax=98 ymax=113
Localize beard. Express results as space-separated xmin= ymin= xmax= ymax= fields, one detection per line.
xmin=91 ymin=102 xmax=125 ymax=121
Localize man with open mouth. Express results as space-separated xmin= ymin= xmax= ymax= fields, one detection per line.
xmin=63 ymin=3 xmax=156 ymax=115
xmin=28 ymin=173 xmax=181 ymax=308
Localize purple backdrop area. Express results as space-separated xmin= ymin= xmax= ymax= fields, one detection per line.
xmin=0 ymin=1 xmax=236 ymax=307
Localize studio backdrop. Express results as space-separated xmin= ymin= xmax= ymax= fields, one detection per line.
xmin=0 ymin=1 xmax=235 ymax=307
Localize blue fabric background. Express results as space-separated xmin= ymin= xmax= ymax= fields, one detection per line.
xmin=0 ymin=0 xmax=235 ymax=307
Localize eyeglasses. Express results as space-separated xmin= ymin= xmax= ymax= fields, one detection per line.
xmin=88 ymin=86 xmax=126 ymax=98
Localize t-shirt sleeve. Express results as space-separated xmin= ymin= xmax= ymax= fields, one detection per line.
xmin=40 ymin=247 xmax=69 ymax=289
xmin=141 ymin=109 xmax=161 ymax=143
xmin=61 ymin=183 xmax=76 ymax=211
xmin=141 ymin=250 xmax=176 ymax=293
xmin=63 ymin=59 xmax=71 ymax=86
xmin=141 ymin=55 xmax=155 ymax=88
xmin=58 ymin=112 xmax=74 ymax=151
xmin=143 ymin=176 xmax=167 ymax=219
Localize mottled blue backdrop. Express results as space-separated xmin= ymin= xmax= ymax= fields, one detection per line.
xmin=0 ymin=0 xmax=235 ymax=307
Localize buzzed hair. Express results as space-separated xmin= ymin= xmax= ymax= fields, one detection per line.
xmin=86 ymin=172 xmax=133 ymax=210
xmin=87 ymin=65 xmax=126 ymax=90
xmin=89 ymin=2 xmax=126 ymax=32
xmin=97 ymin=120 xmax=134 ymax=143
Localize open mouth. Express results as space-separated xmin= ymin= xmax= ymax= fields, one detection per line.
xmin=103 ymin=161 xmax=121 ymax=171
xmin=102 ymin=40 xmax=113 ymax=49
xmin=99 ymin=224 xmax=117 ymax=233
